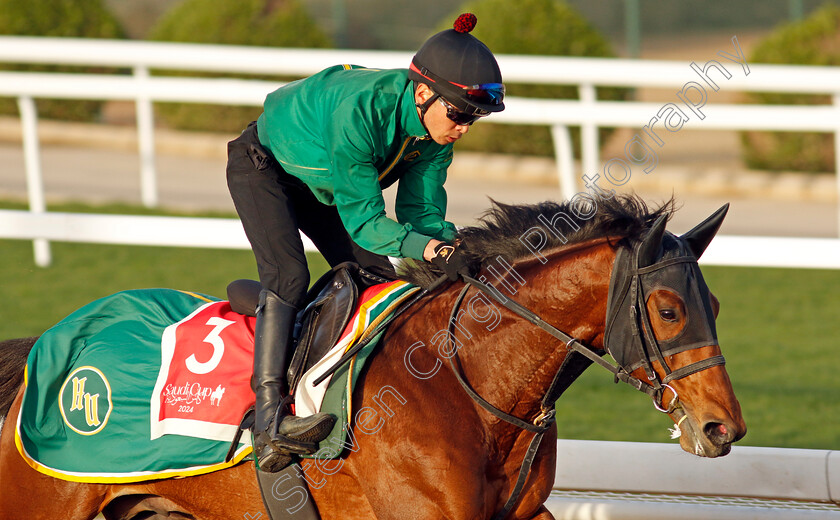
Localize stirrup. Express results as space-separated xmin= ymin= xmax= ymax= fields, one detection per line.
xmin=270 ymin=396 xmax=336 ymax=455
xmin=271 ymin=414 xmax=336 ymax=454
xmin=253 ymin=431 xmax=293 ymax=473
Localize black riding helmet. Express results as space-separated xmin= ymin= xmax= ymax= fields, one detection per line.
xmin=409 ymin=13 xmax=505 ymax=118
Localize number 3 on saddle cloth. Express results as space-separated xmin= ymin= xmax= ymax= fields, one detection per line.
xmin=14 ymin=263 xmax=416 ymax=483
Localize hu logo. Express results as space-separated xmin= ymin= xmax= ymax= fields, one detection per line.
xmin=59 ymin=366 xmax=112 ymax=435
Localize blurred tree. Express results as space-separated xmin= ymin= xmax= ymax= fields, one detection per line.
xmin=104 ymin=0 xmax=176 ymax=39
xmin=302 ymin=0 xmax=463 ymax=49
xmin=740 ymin=4 xmax=839 ymax=173
xmin=0 ymin=0 xmax=126 ymax=121
xmin=435 ymin=0 xmax=627 ymax=157
xmin=149 ymin=0 xmax=332 ymax=133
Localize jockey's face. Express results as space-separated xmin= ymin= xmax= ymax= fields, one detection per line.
xmin=415 ymin=83 xmax=470 ymax=146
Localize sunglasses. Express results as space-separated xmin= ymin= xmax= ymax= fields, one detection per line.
xmin=438 ymin=97 xmax=483 ymax=126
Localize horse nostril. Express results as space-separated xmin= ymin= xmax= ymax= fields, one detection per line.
xmin=703 ymin=421 xmax=734 ymax=445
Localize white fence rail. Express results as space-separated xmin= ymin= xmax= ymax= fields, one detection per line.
xmin=1 ymin=36 xmax=839 ymax=268
xmin=69 ymin=439 xmax=840 ymax=520
xmin=547 ymin=440 xmax=840 ymax=519
xmin=67 ymin=440 xmax=840 ymax=520
xmin=1 ymin=209 xmax=840 ymax=270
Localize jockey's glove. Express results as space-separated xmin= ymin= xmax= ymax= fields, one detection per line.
xmin=430 ymin=242 xmax=472 ymax=281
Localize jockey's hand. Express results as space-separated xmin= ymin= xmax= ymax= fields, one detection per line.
xmin=428 ymin=241 xmax=472 ymax=281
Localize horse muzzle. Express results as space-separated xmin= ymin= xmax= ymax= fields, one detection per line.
xmin=673 ymin=406 xmax=746 ymax=458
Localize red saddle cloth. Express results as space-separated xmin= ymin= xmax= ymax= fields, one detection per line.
xmin=150 ymin=299 xmax=257 ymax=442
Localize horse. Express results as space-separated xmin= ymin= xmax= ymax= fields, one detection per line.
xmin=210 ymin=385 xmax=226 ymax=407
xmin=0 ymin=195 xmax=746 ymax=520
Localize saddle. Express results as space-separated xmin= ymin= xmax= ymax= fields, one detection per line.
xmin=226 ymin=263 xmax=393 ymax=520
xmin=226 ymin=262 xmax=394 ymax=391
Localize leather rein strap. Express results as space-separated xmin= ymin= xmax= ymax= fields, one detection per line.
xmin=459 ymin=275 xmax=659 ymax=400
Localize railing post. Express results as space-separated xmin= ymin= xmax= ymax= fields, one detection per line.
xmin=17 ymin=95 xmax=52 ymax=267
xmin=134 ymin=65 xmax=158 ymax=208
xmin=579 ymin=83 xmax=599 ymax=184
xmin=551 ymin=124 xmax=577 ymax=201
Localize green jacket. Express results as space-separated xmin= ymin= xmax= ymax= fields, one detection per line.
xmin=256 ymin=65 xmax=458 ymax=260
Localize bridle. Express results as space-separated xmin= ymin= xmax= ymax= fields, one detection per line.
xmin=447 ymin=232 xmax=725 ymax=519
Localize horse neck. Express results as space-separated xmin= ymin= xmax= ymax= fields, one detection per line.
xmin=451 ymin=238 xmax=616 ymax=424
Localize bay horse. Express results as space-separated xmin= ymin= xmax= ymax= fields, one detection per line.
xmin=0 ymin=195 xmax=746 ymax=520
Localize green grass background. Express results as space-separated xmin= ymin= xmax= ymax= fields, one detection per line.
xmin=1 ymin=202 xmax=837 ymax=450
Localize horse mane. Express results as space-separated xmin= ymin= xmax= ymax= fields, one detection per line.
xmin=399 ymin=194 xmax=675 ymax=287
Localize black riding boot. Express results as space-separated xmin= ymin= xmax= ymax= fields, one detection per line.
xmin=253 ymin=289 xmax=336 ymax=473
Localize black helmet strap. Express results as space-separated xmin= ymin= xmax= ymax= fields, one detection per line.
xmin=414 ymin=88 xmax=439 ymax=138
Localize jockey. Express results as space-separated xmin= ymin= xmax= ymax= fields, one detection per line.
xmin=226 ymin=13 xmax=505 ymax=473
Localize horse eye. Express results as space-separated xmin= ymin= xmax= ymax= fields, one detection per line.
xmin=659 ymin=309 xmax=679 ymax=322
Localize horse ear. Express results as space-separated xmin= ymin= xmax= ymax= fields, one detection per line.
xmin=638 ymin=214 xmax=668 ymax=268
xmin=681 ymin=203 xmax=729 ymax=259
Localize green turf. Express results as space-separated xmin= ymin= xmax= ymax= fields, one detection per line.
xmin=1 ymin=201 xmax=838 ymax=450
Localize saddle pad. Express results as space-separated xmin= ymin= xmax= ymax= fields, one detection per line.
xmin=15 ymin=282 xmax=418 ymax=482
xmin=15 ymin=289 xmax=256 ymax=483
xmin=294 ymin=280 xmax=419 ymax=458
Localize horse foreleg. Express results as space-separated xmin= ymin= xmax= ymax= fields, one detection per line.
xmin=0 ymin=386 xmax=110 ymax=520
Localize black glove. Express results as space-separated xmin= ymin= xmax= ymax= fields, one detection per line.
xmin=429 ymin=242 xmax=472 ymax=281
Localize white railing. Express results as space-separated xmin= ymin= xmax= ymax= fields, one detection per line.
xmin=547 ymin=440 xmax=840 ymax=519
xmin=0 ymin=209 xmax=838 ymax=270
xmin=1 ymin=36 xmax=839 ymax=267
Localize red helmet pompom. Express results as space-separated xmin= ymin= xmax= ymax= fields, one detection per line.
xmin=453 ymin=13 xmax=477 ymax=33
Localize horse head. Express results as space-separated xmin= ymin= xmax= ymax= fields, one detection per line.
xmin=604 ymin=203 xmax=746 ymax=457
xmin=402 ymin=195 xmax=747 ymax=463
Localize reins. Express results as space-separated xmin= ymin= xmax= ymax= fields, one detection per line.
xmin=451 ymin=276 xmax=647 ymax=520
xmin=460 ymin=274 xmax=664 ymax=400
xmin=446 ymin=281 xmax=554 ymax=520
